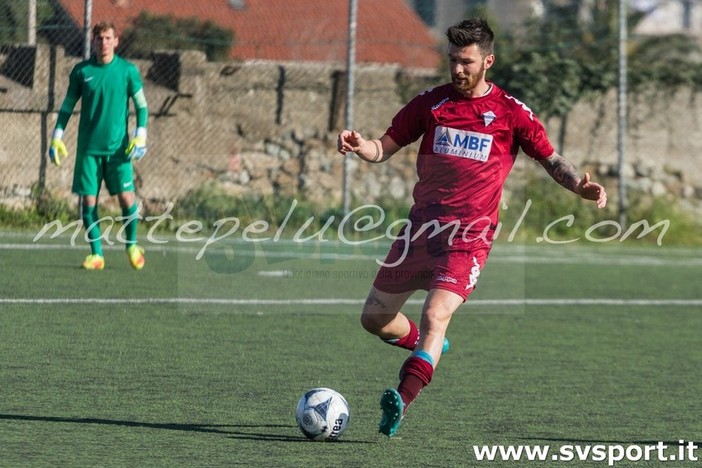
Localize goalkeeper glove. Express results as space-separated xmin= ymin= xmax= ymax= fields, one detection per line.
xmin=126 ymin=127 xmax=147 ymax=161
xmin=48 ymin=129 xmax=68 ymax=166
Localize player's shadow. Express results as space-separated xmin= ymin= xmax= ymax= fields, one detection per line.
xmin=0 ymin=413 xmax=371 ymax=443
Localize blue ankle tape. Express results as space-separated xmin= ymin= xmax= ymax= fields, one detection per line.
xmin=412 ymin=350 xmax=434 ymax=367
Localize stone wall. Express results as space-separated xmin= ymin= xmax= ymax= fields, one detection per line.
xmin=1 ymin=45 xmax=700 ymax=214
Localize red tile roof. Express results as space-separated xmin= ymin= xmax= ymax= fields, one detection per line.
xmin=56 ymin=0 xmax=441 ymax=69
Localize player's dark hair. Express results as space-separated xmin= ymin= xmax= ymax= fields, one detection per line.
xmin=92 ymin=21 xmax=117 ymax=37
xmin=446 ymin=18 xmax=494 ymax=56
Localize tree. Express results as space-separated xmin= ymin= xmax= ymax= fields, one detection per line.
xmin=467 ymin=0 xmax=701 ymax=119
xmin=119 ymin=12 xmax=235 ymax=62
xmin=0 ymin=1 xmax=54 ymax=44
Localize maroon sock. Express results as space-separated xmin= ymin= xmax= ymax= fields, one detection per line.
xmin=382 ymin=318 xmax=419 ymax=350
xmin=397 ymin=356 xmax=434 ymax=409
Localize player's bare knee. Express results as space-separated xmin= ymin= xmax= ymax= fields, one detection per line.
xmin=422 ymin=306 xmax=452 ymax=330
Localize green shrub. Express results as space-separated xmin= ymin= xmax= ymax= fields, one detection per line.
xmin=497 ymin=172 xmax=700 ymax=246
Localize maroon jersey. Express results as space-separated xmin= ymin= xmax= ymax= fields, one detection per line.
xmin=385 ymin=82 xmax=554 ymax=234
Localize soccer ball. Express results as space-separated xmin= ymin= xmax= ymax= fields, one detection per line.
xmin=295 ymin=387 xmax=350 ymax=441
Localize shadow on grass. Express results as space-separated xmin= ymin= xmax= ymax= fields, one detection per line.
xmin=0 ymin=413 xmax=369 ymax=443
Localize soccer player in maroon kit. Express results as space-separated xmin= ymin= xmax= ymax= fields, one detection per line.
xmin=337 ymin=18 xmax=607 ymax=437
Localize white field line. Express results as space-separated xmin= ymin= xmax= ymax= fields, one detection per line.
xmin=1 ymin=242 xmax=702 ymax=267
xmin=1 ymin=298 xmax=701 ymax=307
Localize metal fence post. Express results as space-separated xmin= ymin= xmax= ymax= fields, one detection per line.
xmin=83 ymin=0 xmax=92 ymax=59
xmin=28 ymin=0 xmax=36 ymax=45
xmin=342 ymin=0 xmax=358 ymax=215
xmin=617 ymin=0 xmax=628 ymax=227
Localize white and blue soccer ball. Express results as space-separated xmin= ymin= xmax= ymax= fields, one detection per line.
xmin=295 ymin=387 xmax=350 ymax=441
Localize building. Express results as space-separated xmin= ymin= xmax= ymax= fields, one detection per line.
xmin=52 ymin=0 xmax=441 ymax=69
xmin=633 ymin=0 xmax=702 ymax=36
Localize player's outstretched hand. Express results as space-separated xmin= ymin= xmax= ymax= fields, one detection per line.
xmin=577 ymin=172 xmax=607 ymax=209
xmin=337 ymin=130 xmax=366 ymax=155
xmin=49 ymin=138 xmax=68 ymax=166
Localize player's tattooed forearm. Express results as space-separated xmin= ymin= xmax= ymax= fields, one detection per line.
xmin=365 ymin=293 xmax=386 ymax=309
xmin=541 ymin=155 xmax=579 ymax=193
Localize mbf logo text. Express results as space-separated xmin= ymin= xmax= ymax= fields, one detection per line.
xmin=433 ymin=126 xmax=493 ymax=162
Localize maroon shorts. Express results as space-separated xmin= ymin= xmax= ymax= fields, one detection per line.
xmin=373 ymin=227 xmax=492 ymax=301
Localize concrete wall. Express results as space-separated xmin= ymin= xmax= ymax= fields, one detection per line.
xmin=1 ymin=45 xmax=700 ymax=214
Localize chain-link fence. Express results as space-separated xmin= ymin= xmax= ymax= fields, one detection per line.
xmin=0 ymin=0 xmax=444 ymax=219
xmin=2 ymin=0 xmax=701 ymax=223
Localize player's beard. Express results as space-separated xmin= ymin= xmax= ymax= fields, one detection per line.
xmin=452 ymin=64 xmax=486 ymax=96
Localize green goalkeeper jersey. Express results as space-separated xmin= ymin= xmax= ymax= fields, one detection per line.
xmin=56 ymin=54 xmax=148 ymax=156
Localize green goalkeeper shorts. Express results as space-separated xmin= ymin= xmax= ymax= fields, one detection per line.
xmin=72 ymin=147 xmax=134 ymax=196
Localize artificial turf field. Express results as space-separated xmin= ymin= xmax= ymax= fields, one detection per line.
xmin=1 ymin=231 xmax=700 ymax=467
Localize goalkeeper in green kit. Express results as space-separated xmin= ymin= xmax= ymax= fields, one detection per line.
xmin=49 ymin=22 xmax=148 ymax=270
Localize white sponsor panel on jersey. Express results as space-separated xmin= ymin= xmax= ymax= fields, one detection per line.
xmin=433 ymin=126 xmax=493 ymax=162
